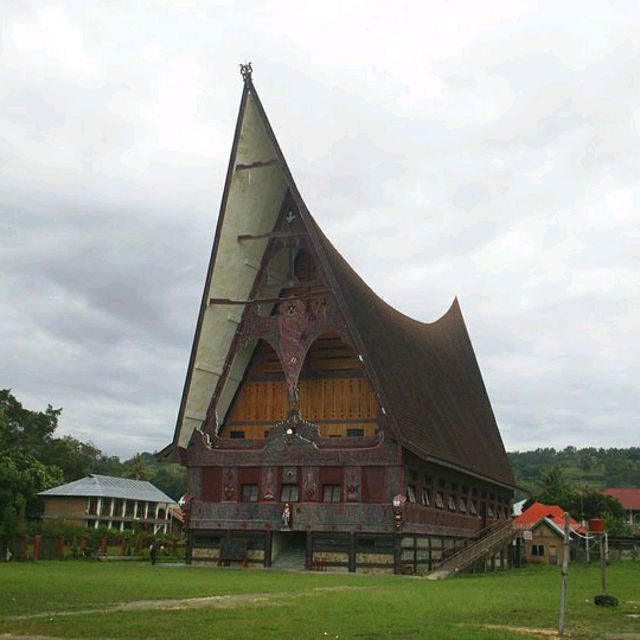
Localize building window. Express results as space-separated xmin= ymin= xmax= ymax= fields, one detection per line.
xmin=347 ymin=428 xmax=364 ymax=437
xmin=406 ymin=485 xmax=416 ymax=503
xmin=531 ymin=544 xmax=545 ymax=557
xmin=448 ymin=495 xmax=457 ymax=511
xmin=230 ymin=430 xmax=245 ymax=439
xmin=281 ymin=485 xmax=299 ymax=502
xmin=421 ymin=488 xmax=431 ymax=506
xmin=323 ymin=485 xmax=341 ymax=503
xmin=487 ymin=504 xmax=496 ymax=518
xmin=435 ymin=491 xmax=445 ymax=509
xmin=469 ymin=499 xmax=478 ymax=516
xmin=241 ymin=484 xmax=258 ymax=502
xmin=457 ymin=497 xmax=467 ymax=513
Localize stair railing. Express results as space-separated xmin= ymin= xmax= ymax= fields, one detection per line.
xmin=436 ymin=520 xmax=514 ymax=574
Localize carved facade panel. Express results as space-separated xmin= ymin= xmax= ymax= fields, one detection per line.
xmin=282 ymin=466 xmax=298 ymax=483
xmin=345 ymin=466 xmax=361 ymax=502
xmin=302 ymin=466 xmax=319 ymax=501
xmin=222 ymin=466 xmax=238 ymax=502
xmin=261 ymin=467 xmax=277 ymax=501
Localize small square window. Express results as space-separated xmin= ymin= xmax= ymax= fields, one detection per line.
xmin=241 ymin=484 xmax=258 ymax=502
xmin=281 ymin=485 xmax=299 ymax=502
xmin=406 ymin=485 xmax=416 ymax=503
xmin=448 ymin=495 xmax=457 ymax=511
xmin=347 ymin=428 xmax=364 ymax=437
xmin=421 ymin=488 xmax=431 ymax=506
xmin=435 ymin=491 xmax=444 ymax=509
xmin=323 ymin=485 xmax=341 ymax=503
xmin=531 ymin=544 xmax=545 ymax=557
xmin=230 ymin=430 xmax=245 ymax=439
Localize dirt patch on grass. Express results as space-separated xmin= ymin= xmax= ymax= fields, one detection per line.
xmin=1 ymin=585 xmax=368 ymax=623
xmin=477 ymin=624 xmax=562 ymax=638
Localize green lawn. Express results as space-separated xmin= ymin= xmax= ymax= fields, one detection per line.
xmin=1 ymin=561 xmax=639 ymax=639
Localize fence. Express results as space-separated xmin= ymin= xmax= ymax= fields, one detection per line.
xmin=0 ymin=534 xmax=187 ymax=562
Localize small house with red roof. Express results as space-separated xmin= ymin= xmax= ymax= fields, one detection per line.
xmin=514 ymin=502 xmax=585 ymax=565
xmin=602 ymin=488 xmax=640 ymax=528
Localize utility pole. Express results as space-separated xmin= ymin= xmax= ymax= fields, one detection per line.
xmin=559 ymin=512 xmax=571 ymax=637
xmin=599 ymin=532 xmax=607 ymax=594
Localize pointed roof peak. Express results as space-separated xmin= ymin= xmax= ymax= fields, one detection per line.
xmin=239 ymin=61 xmax=253 ymax=84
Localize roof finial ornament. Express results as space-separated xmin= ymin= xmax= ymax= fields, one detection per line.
xmin=239 ymin=62 xmax=253 ymax=83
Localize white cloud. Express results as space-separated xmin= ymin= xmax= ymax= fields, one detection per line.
xmin=1 ymin=0 xmax=639 ymax=456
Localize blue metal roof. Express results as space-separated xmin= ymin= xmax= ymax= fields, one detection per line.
xmin=39 ymin=474 xmax=176 ymax=504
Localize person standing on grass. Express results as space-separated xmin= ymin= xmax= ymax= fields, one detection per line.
xmin=149 ymin=540 xmax=157 ymax=566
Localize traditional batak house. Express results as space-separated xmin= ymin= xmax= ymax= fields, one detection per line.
xmin=164 ymin=65 xmax=517 ymax=573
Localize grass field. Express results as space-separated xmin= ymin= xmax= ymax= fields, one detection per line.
xmin=0 ymin=561 xmax=639 ymax=639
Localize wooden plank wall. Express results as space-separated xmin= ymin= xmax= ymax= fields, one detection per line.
xmin=222 ymin=333 xmax=379 ymax=438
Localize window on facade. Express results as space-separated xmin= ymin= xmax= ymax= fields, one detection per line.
xmin=406 ymin=485 xmax=416 ymax=503
xmin=531 ymin=544 xmax=545 ymax=556
xmin=323 ymin=485 xmax=341 ymax=503
xmin=347 ymin=428 xmax=364 ymax=437
xmin=421 ymin=488 xmax=431 ymax=506
xmin=230 ymin=430 xmax=245 ymax=439
xmin=487 ymin=504 xmax=496 ymax=518
xmin=241 ymin=484 xmax=258 ymax=502
xmin=87 ymin=497 xmax=97 ymax=515
xmin=457 ymin=497 xmax=467 ymax=513
xmin=435 ymin=491 xmax=445 ymax=509
xmin=281 ymin=485 xmax=299 ymax=502
xmin=448 ymin=495 xmax=457 ymax=511
xmin=469 ymin=499 xmax=478 ymax=516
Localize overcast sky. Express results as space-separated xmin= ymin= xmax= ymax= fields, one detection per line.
xmin=1 ymin=1 xmax=638 ymax=458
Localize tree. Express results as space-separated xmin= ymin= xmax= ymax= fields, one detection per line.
xmin=0 ymin=390 xmax=65 ymax=523
xmin=567 ymin=489 xmax=624 ymax=522
xmin=535 ymin=466 xmax=573 ymax=508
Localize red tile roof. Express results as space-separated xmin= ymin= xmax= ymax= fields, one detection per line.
xmin=514 ymin=501 xmax=585 ymax=534
xmin=602 ymin=488 xmax=640 ymax=510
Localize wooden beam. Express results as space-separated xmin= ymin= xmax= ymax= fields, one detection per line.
xmin=209 ymin=288 xmax=331 ymax=306
xmin=235 ymin=158 xmax=278 ymax=171
xmin=237 ymin=230 xmax=308 ymax=242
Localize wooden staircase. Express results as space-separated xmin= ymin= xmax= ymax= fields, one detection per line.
xmin=427 ymin=520 xmax=515 ymax=580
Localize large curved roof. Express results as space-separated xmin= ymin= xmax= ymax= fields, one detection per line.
xmin=311 ymin=220 xmax=515 ymax=487
xmin=171 ymin=72 xmax=515 ymax=488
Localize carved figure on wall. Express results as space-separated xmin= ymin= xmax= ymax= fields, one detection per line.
xmin=303 ymin=468 xmax=318 ymax=500
xmin=345 ymin=467 xmax=361 ymax=502
xmin=281 ymin=502 xmax=291 ymax=528
xmin=263 ymin=468 xmax=275 ymax=500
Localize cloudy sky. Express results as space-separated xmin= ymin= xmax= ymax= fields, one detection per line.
xmin=1 ymin=1 xmax=638 ymax=458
